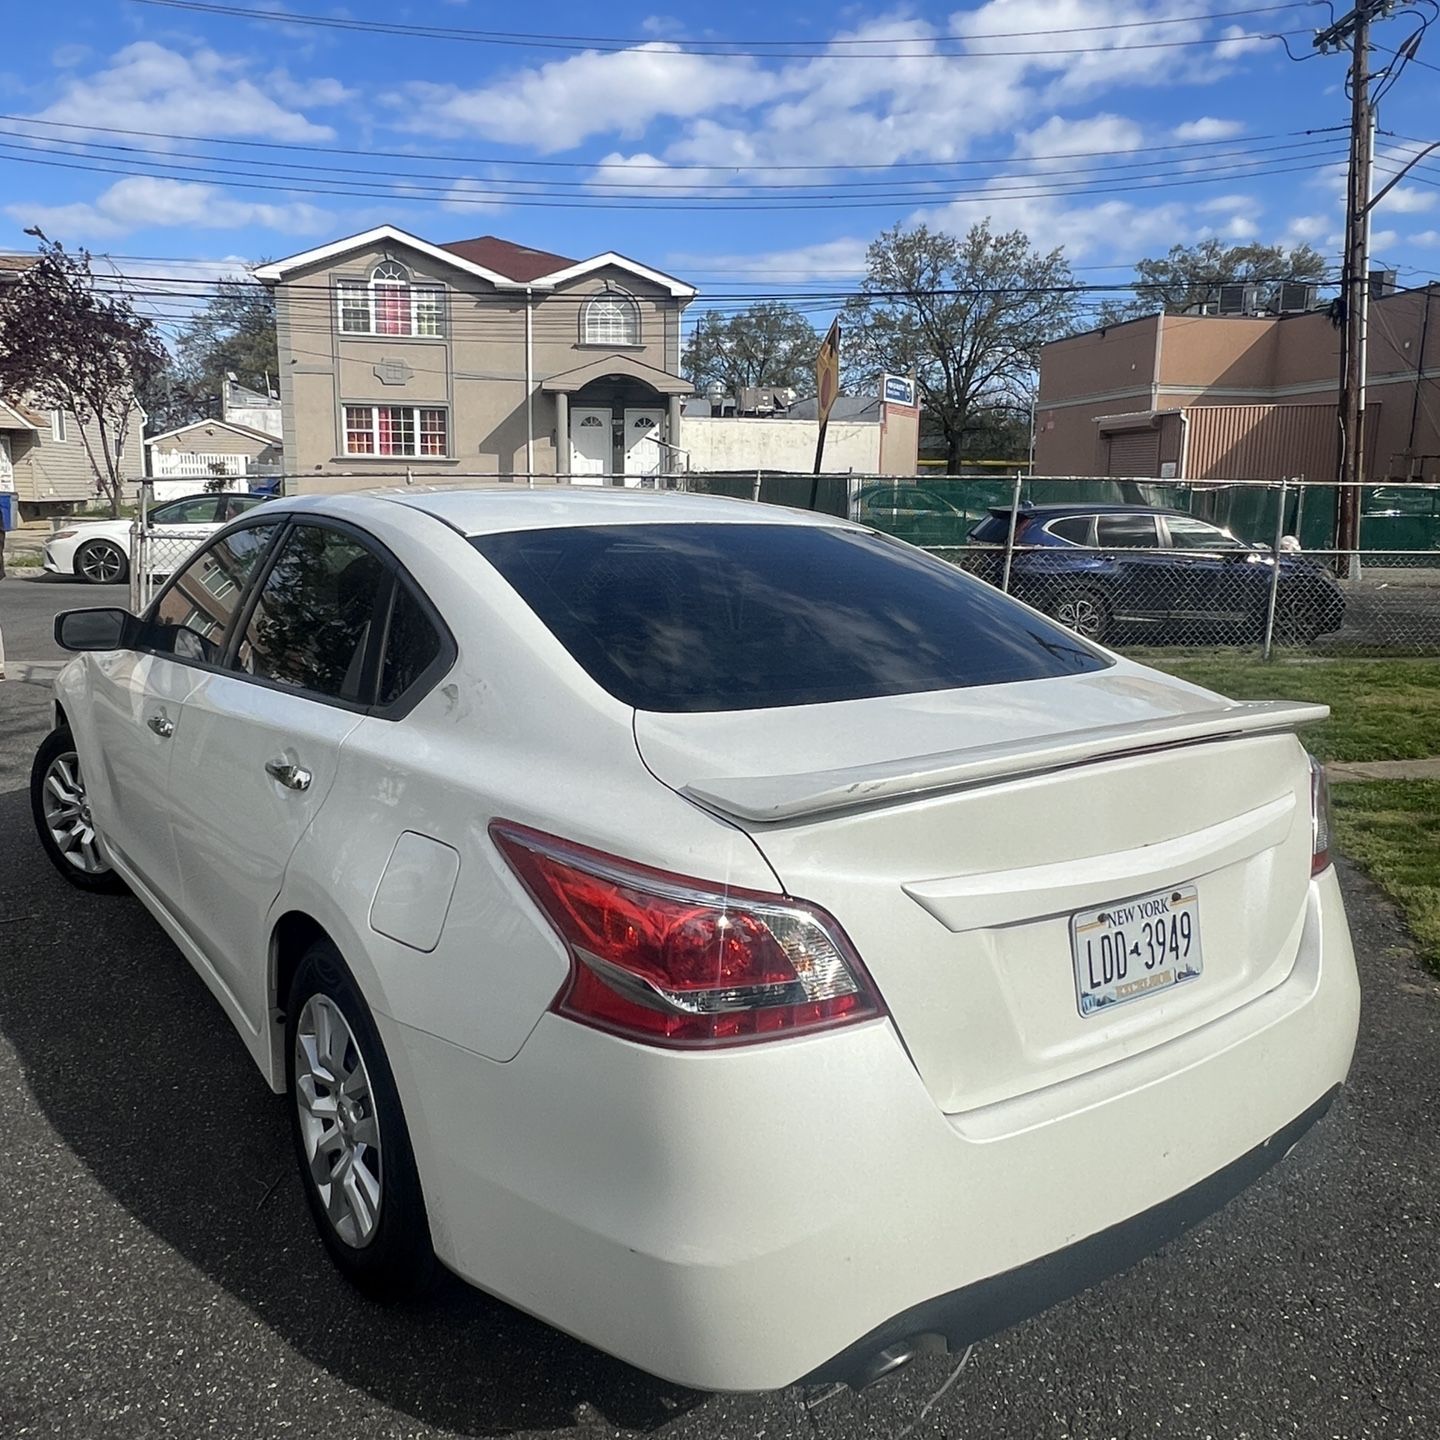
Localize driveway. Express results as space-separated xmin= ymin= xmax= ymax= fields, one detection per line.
xmin=0 ymin=658 xmax=1437 ymax=1438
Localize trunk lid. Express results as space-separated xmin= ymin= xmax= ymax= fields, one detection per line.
xmin=635 ymin=662 xmax=1322 ymax=1115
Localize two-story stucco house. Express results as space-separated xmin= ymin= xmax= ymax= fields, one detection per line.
xmin=255 ymin=227 xmax=697 ymax=485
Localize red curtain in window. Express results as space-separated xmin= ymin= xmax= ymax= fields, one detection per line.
xmin=377 ymin=408 xmax=396 ymax=455
xmin=375 ymin=285 xmax=411 ymax=336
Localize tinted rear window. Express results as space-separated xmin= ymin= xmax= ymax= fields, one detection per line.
xmin=472 ymin=523 xmax=1110 ymax=713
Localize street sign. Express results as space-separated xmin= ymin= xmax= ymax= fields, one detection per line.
xmin=882 ymin=374 xmax=916 ymax=407
xmin=815 ymin=318 xmax=841 ymax=428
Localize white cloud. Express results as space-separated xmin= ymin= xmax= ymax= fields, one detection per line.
xmin=1284 ymin=214 xmax=1330 ymax=243
xmin=392 ymin=44 xmax=778 ymax=152
xmin=668 ymin=236 xmax=871 ymax=283
xmin=1369 ymin=228 xmax=1399 ymax=252
xmin=4 ymin=177 xmax=331 ymax=240
xmin=50 ymin=45 xmax=91 ymax=69
xmin=1222 ymin=215 xmax=1259 ymax=239
xmin=27 ymin=41 xmax=342 ymax=145
xmin=265 ymin=72 xmax=357 ymax=109
xmin=1197 ymin=193 xmax=1255 ymax=213
xmin=1172 ymin=117 xmax=1245 ymax=141
xmin=1375 ymin=186 xmax=1436 ymax=216
xmin=587 ymin=151 xmax=724 ymax=196
xmin=1411 ymin=229 xmax=1440 ymax=247
xmin=438 ymin=177 xmax=507 ymax=214
xmin=1014 ymin=114 xmax=1144 ymax=170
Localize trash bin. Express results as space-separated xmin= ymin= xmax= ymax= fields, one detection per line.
xmin=0 ymin=492 xmax=15 ymax=532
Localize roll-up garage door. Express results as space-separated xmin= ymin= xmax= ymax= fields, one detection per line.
xmin=1105 ymin=428 xmax=1160 ymax=477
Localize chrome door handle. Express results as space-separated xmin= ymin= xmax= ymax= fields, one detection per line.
xmin=147 ymin=713 xmax=174 ymax=738
xmin=265 ymin=759 xmax=312 ymax=792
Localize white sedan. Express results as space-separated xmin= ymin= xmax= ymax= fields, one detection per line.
xmin=31 ymin=487 xmax=1360 ymax=1392
xmin=43 ymin=490 xmax=270 ymax=584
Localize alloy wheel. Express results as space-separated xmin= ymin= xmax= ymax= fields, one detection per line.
xmin=78 ymin=543 xmax=125 ymax=584
xmin=294 ymin=994 xmax=384 ymax=1248
xmin=40 ymin=751 xmax=111 ymax=875
xmin=1053 ymin=594 xmax=1105 ymax=640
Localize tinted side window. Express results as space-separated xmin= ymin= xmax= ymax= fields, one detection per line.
xmin=473 ymin=523 xmax=1110 ymax=713
xmin=379 ymin=583 xmax=444 ymax=707
xmin=144 ymin=524 xmax=279 ymax=666
xmin=219 ymin=494 xmax=265 ymax=521
xmin=1166 ymin=516 xmax=1247 ymax=550
xmin=152 ymin=497 xmax=221 ymax=525
xmin=1047 ymin=516 xmax=1093 ymax=544
xmin=237 ymin=525 xmax=387 ymax=702
xmin=1096 ymin=515 xmax=1160 ymax=549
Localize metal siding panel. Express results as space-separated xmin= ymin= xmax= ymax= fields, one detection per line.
xmin=1106 ymin=429 xmax=1161 ymax=477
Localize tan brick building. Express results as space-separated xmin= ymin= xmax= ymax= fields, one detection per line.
xmin=1035 ymin=284 xmax=1440 ymax=485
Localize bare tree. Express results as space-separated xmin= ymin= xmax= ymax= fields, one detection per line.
xmin=843 ymin=221 xmax=1078 ymax=473
xmin=0 ymin=238 xmax=166 ymax=516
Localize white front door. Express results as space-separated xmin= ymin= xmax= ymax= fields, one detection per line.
xmin=0 ymin=435 xmax=14 ymax=493
xmin=623 ymin=407 xmax=663 ymax=483
xmin=570 ymin=407 xmax=612 ymax=483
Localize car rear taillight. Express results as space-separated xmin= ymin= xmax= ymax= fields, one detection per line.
xmin=491 ymin=821 xmax=884 ymax=1048
xmin=1309 ymin=755 xmax=1332 ymax=875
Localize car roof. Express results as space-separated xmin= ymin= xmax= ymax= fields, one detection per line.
xmin=1016 ymin=502 xmax=1193 ymax=519
xmin=310 ymin=485 xmax=854 ymax=537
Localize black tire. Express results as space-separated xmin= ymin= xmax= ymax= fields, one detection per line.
xmin=1046 ymin=588 xmax=1110 ymax=643
xmin=29 ymin=726 xmax=129 ymax=894
xmin=75 ymin=539 xmax=129 ymax=585
xmin=285 ymin=939 xmax=438 ymax=1300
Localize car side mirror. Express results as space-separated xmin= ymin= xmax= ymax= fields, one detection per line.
xmin=55 ymin=607 xmax=138 ymax=652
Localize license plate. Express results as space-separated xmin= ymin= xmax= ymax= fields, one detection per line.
xmin=1071 ymin=884 xmax=1203 ymax=1017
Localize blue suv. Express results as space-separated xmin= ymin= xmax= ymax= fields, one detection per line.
xmin=966 ymin=503 xmax=1346 ymax=645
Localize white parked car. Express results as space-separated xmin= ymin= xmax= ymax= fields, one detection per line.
xmin=31 ymin=488 xmax=1360 ymax=1392
xmin=43 ymin=491 xmax=270 ymax=584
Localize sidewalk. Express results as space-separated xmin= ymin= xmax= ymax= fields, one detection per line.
xmin=1328 ymin=756 xmax=1440 ymax=782
xmin=3 ymin=529 xmax=48 ymax=567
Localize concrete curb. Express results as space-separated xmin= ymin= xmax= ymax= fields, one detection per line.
xmin=1329 ymin=757 xmax=1440 ymax=782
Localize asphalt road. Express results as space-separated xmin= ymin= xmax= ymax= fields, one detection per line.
xmin=1 ymin=578 xmax=1438 ymax=1438
xmin=1 ymin=571 xmax=96 ymax=667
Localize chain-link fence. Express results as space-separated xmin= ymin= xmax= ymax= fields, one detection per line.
xmin=126 ymin=470 xmax=1440 ymax=657
xmin=848 ymin=474 xmax=1440 ymax=658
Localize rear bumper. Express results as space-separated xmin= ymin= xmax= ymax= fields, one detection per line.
xmin=804 ymin=1083 xmax=1339 ymax=1385
xmin=380 ymin=866 xmax=1359 ymax=1392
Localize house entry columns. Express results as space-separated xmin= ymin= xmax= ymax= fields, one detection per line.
xmin=666 ymin=394 xmax=682 ymax=475
xmin=554 ymin=390 xmax=569 ymax=479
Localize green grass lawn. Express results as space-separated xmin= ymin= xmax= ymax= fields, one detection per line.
xmin=1140 ymin=653 xmax=1440 ymax=972
xmin=1145 ymin=655 xmax=1440 ymax=763
xmin=1333 ymin=781 xmax=1440 ymax=972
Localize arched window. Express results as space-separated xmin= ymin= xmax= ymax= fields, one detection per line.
xmin=337 ymin=260 xmax=445 ymax=338
xmin=582 ymin=291 xmax=640 ymax=347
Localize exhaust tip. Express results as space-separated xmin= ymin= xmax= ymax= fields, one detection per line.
xmin=855 ymin=1342 xmax=918 ymax=1388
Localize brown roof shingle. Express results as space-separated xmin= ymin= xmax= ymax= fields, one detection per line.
xmin=439 ymin=235 xmax=576 ymax=283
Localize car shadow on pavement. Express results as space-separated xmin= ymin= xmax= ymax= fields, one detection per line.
xmin=0 ymin=785 xmax=703 ymax=1436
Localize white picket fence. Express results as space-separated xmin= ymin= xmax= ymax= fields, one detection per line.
xmin=149 ymin=451 xmax=249 ymax=478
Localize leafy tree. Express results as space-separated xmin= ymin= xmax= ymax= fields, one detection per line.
xmin=0 ymin=238 xmax=166 ymax=516
xmin=843 ymin=220 xmax=1078 ymax=474
xmin=683 ymin=302 xmax=818 ymax=397
xmin=175 ymin=276 xmax=278 ymax=401
xmin=1098 ymin=238 xmax=1331 ymax=324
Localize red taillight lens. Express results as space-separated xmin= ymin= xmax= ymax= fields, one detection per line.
xmin=1310 ymin=755 xmax=1332 ymax=875
xmin=491 ymin=821 xmax=884 ymax=1048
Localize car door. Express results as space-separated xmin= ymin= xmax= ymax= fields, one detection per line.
xmin=164 ymin=520 xmax=391 ymax=1031
xmin=1160 ymin=514 xmax=1258 ymax=638
xmin=146 ymin=495 xmax=227 ymax=576
xmin=86 ymin=519 xmax=282 ymax=895
xmin=1092 ymin=512 xmax=1171 ymax=628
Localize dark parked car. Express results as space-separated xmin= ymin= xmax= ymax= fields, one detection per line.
xmin=852 ymin=483 xmax=971 ymax=547
xmin=966 ymin=503 xmax=1346 ymax=644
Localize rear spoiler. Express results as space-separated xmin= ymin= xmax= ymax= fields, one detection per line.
xmin=682 ymin=700 xmax=1329 ymax=824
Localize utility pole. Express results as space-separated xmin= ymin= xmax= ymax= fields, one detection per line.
xmin=1314 ymin=2 xmax=1422 ymax=565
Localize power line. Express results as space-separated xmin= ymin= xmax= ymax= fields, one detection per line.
xmin=0 ymin=139 xmax=1350 ymax=211
xmin=0 ymin=114 xmax=1344 ymax=175
xmin=124 ymin=0 xmax=1313 ymax=59
xmin=0 ymin=125 xmax=1347 ymax=195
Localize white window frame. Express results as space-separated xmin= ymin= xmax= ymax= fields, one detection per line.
xmin=50 ymin=409 xmax=67 ymax=442
xmin=343 ymin=404 xmax=449 ymax=459
xmin=336 ymin=261 xmax=446 ymax=339
xmin=581 ymin=290 xmax=641 ymax=347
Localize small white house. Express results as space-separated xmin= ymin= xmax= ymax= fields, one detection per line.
xmin=145 ymin=417 xmax=283 ymax=486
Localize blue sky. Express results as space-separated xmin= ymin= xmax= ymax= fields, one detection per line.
xmin=1 ymin=0 xmax=1437 ymax=332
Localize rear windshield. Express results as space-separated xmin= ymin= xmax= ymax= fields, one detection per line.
xmin=471 ymin=522 xmax=1110 ymax=713
xmin=969 ymin=511 xmax=1024 ymax=542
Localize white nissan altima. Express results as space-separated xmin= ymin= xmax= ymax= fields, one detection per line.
xmin=31 ymin=487 xmax=1359 ymax=1392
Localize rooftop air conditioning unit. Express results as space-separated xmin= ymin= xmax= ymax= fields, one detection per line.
xmin=1216 ymin=282 xmax=1258 ymax=315
xmin=1276 ymin=282 xmax=1318 ymax=314
xmin=1368 ymin=269 xmax=1397 ymax=299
